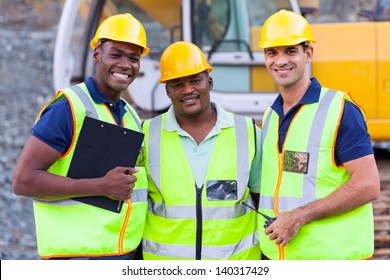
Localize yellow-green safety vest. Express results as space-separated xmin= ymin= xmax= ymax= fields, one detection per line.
xmin=32 ymin=84 xmax=148 ymax=258
xmin=142 ymin=113 xmax=260 ymax=260
xmin=259 ymin=88 xmax=374 ymax=260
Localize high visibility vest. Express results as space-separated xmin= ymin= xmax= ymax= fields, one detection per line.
xmin=32 ymin=84 xmax=148 ymax=258
xmin=142 ymin=113 xmax=260 ymax=260
xmin=259 ymin=88 xmax=374 ymax=260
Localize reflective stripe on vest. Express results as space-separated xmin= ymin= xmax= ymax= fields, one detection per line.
xmin=148 ymin=114 xmax=253 ymax=219
xmin=148 ymin=200 xmax=252 ymax=220
xmin=148 ymin=114 xmax=249 ymax=193
xmin=260 ymin=90 xmax=338 ymax=210
xmin=143 ymin=113 xmax=260 ymax=260
xmin=34 ymin=188 xmax=148 ymax=206
xmin=70 ymin=84 xmax=142 ymax=130
xmin=32 ymin=84 xmax=147 ymax=258
xmin=259 ymin=88 xmax=374 ymax=260
xmin=143 ymin=230 xmax=257 ymax=259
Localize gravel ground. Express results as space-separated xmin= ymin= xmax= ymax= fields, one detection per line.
xmin=0 ymin=1 xmax=62 ymax=260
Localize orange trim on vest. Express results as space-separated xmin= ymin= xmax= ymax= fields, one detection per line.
xmin=59 ymin=91 xmax=77 ymax=158
xmin=333 ymin=96 xmax=345 ymax=168
xmin=118 ymin=199 xmax=132 ymax=253
xmin=103 ymin=103 xmax=118 ymax=124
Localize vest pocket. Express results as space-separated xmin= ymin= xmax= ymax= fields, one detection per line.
xmin=206 ymin=180 xmax=237 ymax=201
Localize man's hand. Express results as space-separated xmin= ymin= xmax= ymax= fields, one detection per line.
xmin=100 ymin=166 xmax=139 ymax=201
xmin=264 ymin=209 xmax=305 ymax=247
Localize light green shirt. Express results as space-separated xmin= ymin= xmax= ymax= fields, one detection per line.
xmin=163 ymin=102 xmax=261 ymax=193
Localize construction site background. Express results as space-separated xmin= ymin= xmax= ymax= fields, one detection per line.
xmin=0 ymin=0 xmax=389 ymax=259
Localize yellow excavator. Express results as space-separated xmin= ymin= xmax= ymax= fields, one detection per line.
xmin=54 ymin=0 xmax=390 ymax=146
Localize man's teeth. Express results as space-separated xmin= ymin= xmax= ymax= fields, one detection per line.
xmin=113 ymin=73 xmax=129 ymax=79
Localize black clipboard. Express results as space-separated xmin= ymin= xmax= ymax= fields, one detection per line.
xmin=67 ymin=116 xmax=144 ymax=213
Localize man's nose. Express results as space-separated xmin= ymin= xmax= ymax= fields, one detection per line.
xmin=275 ymin=55 xmax=288 ymax=66
xmin=182 ymin=82 xmax=194 ymax=94
xmin=118 ymin=57 xmax=134 ymax=69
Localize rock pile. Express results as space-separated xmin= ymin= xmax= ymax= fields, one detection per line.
xmin=0 ymin=1 xmax=62 ymax=259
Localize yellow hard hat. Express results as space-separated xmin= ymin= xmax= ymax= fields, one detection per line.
xmin=90 ymin=13 xmax=149 ymax=56
xmin=159 ymin=41 xmax=213 ymax=83
xmin=259 ymin=9 xmax=315 ymax=49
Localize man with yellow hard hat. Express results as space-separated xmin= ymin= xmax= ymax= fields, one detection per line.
xmin=257 ymin=9 xmax=380 ymax=260
xmin=141 ymin=41 xmax=262 ymax=260
xmin=13 ymin=13 xmax=148 ymax=259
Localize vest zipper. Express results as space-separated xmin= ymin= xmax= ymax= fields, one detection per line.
xmin=195 ymin=184 xmax=203 ymax=260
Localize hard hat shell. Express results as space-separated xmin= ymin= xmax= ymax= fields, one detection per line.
xmin=90 ymin=13 xmax=149 ymax=56
xmin=159 ymin=41 xmax=213 ymax=83
xmin=259 ymin=9 xmax=316 ymax=49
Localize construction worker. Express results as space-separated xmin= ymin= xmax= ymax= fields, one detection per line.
xmin=13 ymin=13 xmax=148 ymax=259
xmin=141 ymin=41 xmax=261 ymax=260
xmin=257 ymin=9 xmax=380 ymax=260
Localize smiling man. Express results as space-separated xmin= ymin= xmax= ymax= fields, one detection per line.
xmin=13 ymin=13 xmax=149 ymax=260
xmin=257 ymin=9 xmax=380 ymax=260
xmin=141 ymin=41 xmax=262 ymax=260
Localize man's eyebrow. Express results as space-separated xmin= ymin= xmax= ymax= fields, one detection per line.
xmin=110 ymin=47 xmax=141 ymax=57
xmin=285 ymin=46 xmax=299 ymax=50
xmin=265 ymin=46 xmax=299 ymax=51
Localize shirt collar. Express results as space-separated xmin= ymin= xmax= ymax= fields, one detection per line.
xmin=164 ymin=102 xmax=234 ymax=134
xmin=85 ymin=76 xmax=126 ymax=108
xmin=271 ymin=77 xmax=322 ymax=113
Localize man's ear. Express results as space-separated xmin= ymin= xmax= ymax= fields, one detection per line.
xmin=165 ymin=85 xmax=170 ymax=97
xmin=305 ymin=46 xmax=314 ymax=63
xmin=208 ymin=76 xmax=214 ymax=90
xmin=92 ymin=49 xmax=100 ymax=63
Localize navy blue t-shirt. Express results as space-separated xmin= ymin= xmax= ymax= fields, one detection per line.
xmin=270 ymin=77 xmax=373 ymax=166
xmin=32 ymin=78 xmax=136 ymax=260
xmin=32 ymin=77 xmax=129 ymax=154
